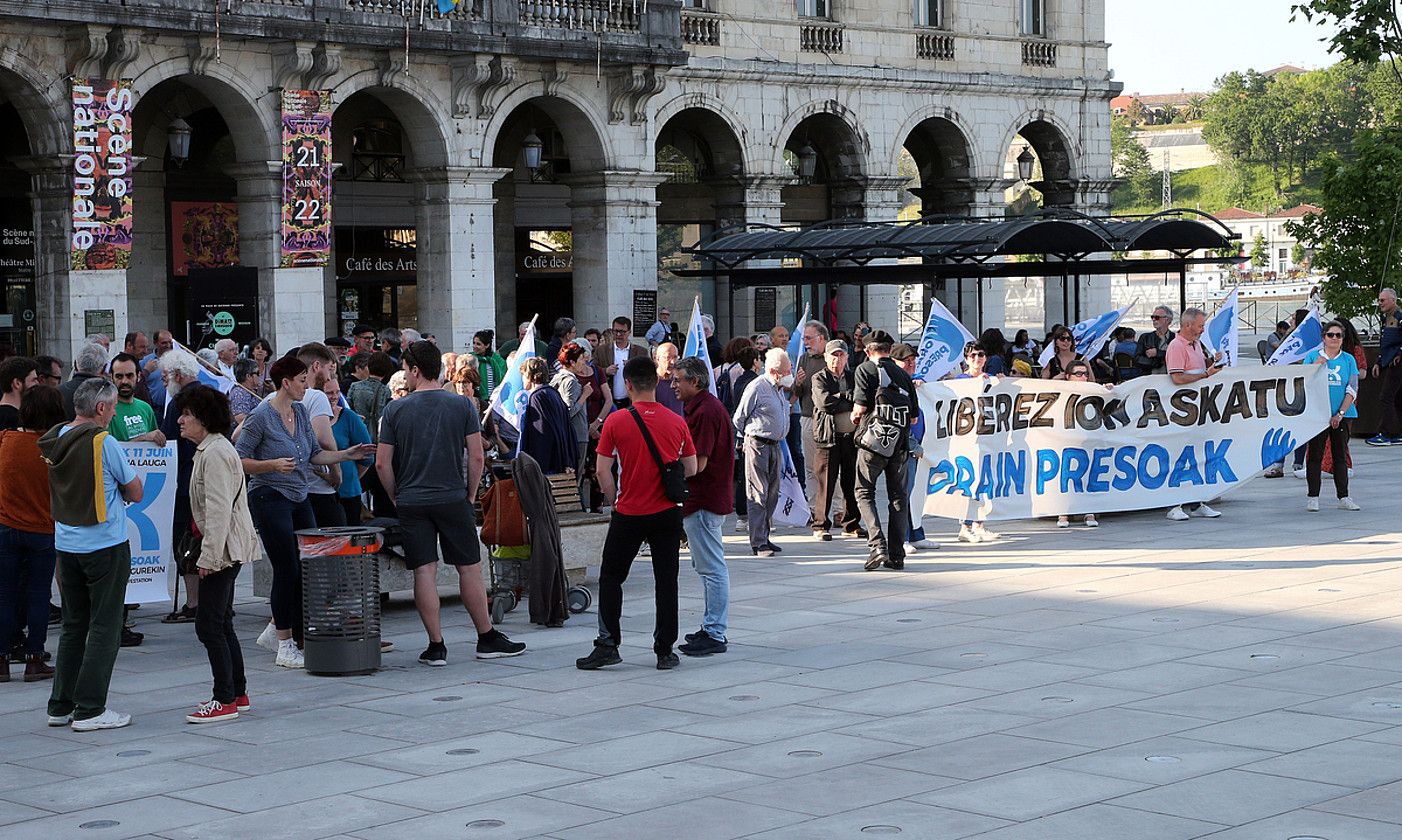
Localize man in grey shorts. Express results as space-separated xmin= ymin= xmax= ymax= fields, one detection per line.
xmin=376 ymin=341 xmax=526 ymax=667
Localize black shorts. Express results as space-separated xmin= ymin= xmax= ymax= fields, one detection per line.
xmin=397 ymin=501 xmax=482 ymax=570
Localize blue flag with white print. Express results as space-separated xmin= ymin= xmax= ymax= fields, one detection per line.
xmin=681 ymin=297 xmax=717 ymax=395
xmin=1267 ymin=305 xmax=1323 ymax=366
xmin=912 ymin=297 xmax=975 ymax=382
xmin=491 ymin=319 xmax=536 ymax=430
xmin=1204 ymin=287 xmax=1239 ymax=366
xmin=1039 ymin=303 xmax=1133 ymax=368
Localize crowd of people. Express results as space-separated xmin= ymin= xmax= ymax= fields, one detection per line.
xmin=0 ymin=290 xmax=1390 ymax=725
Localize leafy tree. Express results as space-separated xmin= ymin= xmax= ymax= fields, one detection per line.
xmin=1292 ymin=1 xmax=1402 ymax=85
xmin=1287 ymin=127 xmax=1402 ymax=321
xmin=1292 ymin=241 xmax=1309 ymax=268
xmin=1184 ymin=96 xmax=1207 ymax=122
xmin=1110 ymin=116 xmax=1156 ymax=207
xmin=1125 ymin=98 xmax=1146 ymax=126
xmin=1249 ymin=232 xmax=1269 ymax=268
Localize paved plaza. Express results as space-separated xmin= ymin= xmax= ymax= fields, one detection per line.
xmin=3 ymin=449 xmax=1402 ymax=840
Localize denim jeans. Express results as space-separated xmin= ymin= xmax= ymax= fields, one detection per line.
xmin=247 ymin=486 xmax=316 ymax=638
xmin=49 ymin=541 xmax=130 ymax=721
xmin=682 ymin=510 xmax=728 ymax=642
xmin=0 ymin=525 xmax=57 ymax=655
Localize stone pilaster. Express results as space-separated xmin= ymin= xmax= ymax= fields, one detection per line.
xmin=712 ymin=174 xmax=791 ymax=338
xmin=563 ymin=170 xmax=670 ymax=335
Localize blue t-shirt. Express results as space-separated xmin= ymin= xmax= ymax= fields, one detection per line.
xmin=54 ymin=427 xmax=137 ymax=553
xmin=330 ymin=407 xmax=373 ymax=499
xmin=1303 ymin=349 xmax=1360 ymax=418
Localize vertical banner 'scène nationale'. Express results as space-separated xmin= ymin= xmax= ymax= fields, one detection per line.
xmin=280 ymin=89 xmax=333 ymax=268
xmin=71 ymin=79 xmax=135 ymax=272
xmin=914 ymin=366 xmax=1331 ymax=521
xmin=120 ymin=442 xmax=177 ymax=604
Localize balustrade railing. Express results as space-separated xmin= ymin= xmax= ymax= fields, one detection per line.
xmin=800 ymin=21 xmax=843 ymax=54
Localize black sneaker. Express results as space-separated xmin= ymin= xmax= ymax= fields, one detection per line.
xmin=754 ymin=547 xmax=776 ymax=558
xmin=843 ymin=528 xmax=869 ymax=539
xmin=818 ymin=531 xmax=832 ymax=542
xmin=679 ymin=634 xmax=727 ymax=657
xmin=882 ymin=558 xmax=906 ymax=571
xmin=863 ymin=555 xmax=886 ymax=572
xmin=657 ymin=652 xmax=680 ymax=670
xmin=161 ymin=604 xmax=197 ymax=624
xmin=764 ymin=542 xmax=783 ymax=553
xmin=419 ymin=641 xmax=447 ymax=666
xmin=476 ymin=630 xmax=526 ymax=659
xmin=48 ymin=604 xmax=62 ymax=626
xmin=120 ymin=627 xmax=143 ymax=647
xmin=684 ymin=629 xmax=707 ymax=644
xmin=576 ymin=644 xmax=622 ymax=670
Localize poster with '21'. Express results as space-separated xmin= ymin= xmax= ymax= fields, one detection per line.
xmin=280 ymin=89 xmax=333 ymax=268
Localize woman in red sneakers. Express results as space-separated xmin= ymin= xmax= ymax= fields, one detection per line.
xmin=178 ymin=386 xmax=257 ymax=723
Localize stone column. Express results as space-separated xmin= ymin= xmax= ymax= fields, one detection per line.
xmin=965 ymin=179 xmax=1010 ymax=334
xmin=1073 ymin=178 xmax=1118 ymax=321
xmin=410 ymin=166 xmax=510 ymax=352
xmin=18 ymin=154 xmax=128 ymax=363
xmin=564 ymin=170 xmax=669 ymax=336
xmin=127 ymin=162 xmax=168 ymax=333
xmin=857 ymin=176 xmax=910 ymax=337
xmin=229 ymin=161 xmax=325 ymax=354
xmin=712 ymin=175 xmax=789 ymax=339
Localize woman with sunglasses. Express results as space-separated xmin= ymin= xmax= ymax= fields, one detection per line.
xmin=1057 ymin=360 xmax=1102 ymax=528
xmin=1041 ymin=329 xmax=1082 ymax=380
xmin=952 ymin=343 xmax=1000 ymax=543
xmin=1302 ymin=321 xmax=1360 ymax=512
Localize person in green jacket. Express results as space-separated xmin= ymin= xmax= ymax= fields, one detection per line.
xmin=472 ymin=329 xmax=507 ymax=405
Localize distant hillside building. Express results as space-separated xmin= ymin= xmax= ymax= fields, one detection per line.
xmin=1215 ymin=205 xmax=1322 ymax=276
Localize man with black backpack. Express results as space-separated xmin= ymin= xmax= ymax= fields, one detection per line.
xmin=851 ymin=330 xmax=918 ymax=571
xmin=577 ymin=357 xmax=697 ymax=672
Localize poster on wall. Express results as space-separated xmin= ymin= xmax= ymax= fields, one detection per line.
xmin=120 ymin=442 xmax=177 ymax=605
xmin=187 ymin=267 xmax=259 ymax=350
xmin=71 ymin=79 xmax=134 ymax=272
xmin=280 ymin=89 xmax=333 ymax=268
xmin=170 ymin=202 xmax=239 ymax=277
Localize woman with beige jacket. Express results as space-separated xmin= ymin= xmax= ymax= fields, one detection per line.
xmin=177 ymin=386 xmax=259 ymax=724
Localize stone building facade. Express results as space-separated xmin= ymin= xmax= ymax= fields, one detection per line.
xmin=0 ymin=0 xmax=1117 ymax=361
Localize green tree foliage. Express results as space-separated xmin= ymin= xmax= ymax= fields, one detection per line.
xmin=1287 ymin=127 xmax=1402 ymax=320
xmin=1249 ymin=232 xmax=1269 ymax=268
xmin=1110 ymin=116 xmax=1157 ymax=207
xmin=1292 ymin=1 xmax=1402 ymax=83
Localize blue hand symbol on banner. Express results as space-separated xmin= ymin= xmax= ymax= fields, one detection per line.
xmin=125 ymin=472 xmax=165 ymax=552
xmin=1259 ymin=427 xmax=1297 ymax=470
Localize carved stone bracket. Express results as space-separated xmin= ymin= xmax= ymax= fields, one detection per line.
xmin=378 ymin=48 xmax=408 ymax=89
xmin=541 ymin=61 xmax=566 ymax=99
xmin=104 ymin=28 xmax=142 ymax=80
xmin=307 ymin=43 xmax=343 ymax=92
xmin=67 ymin=24 xmax=112 ymax=79
xmin=272 ymin=41 xmax=315 ymax=92
xmin=187 ymin=34 xmax=221 ymax=77
xmin=607 ymin=64 xmax=666 ymax=125
xmin=450 ymin=54 xmax=516 ymax=119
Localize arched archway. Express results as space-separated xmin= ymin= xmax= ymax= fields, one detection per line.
xmin=1002 ymin=117 xmax=1078 ymax=211
xmin=655 ymin=106 xmax=746 ymax=339
xmin=899 ymin=115 xmax=975 ymax=217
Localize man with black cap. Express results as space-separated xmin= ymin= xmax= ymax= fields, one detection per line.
xmin=851 ymin=330 xmax=918 ymax=571
xmin=811 ymin=338 xmax=861 ymax=540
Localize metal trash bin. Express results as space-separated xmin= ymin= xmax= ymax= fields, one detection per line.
xmin=298 ymin=526 xmax=383 ymax=676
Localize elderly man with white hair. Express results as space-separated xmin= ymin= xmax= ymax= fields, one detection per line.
xmin=156 ymin=349 xmax=209 ymax=621
xmin=213 ymin=339 xmax=238 ymax=380
xmin=731 ymin=347 xmax=792 ymax=557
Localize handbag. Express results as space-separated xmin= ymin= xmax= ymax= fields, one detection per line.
xmin=628 ymin=407 xmax=689 ymax=505
xmin=480 ymin=477 xmax=528 ymax=547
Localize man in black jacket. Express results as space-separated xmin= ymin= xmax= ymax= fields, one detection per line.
xmin=1135 ymin=305 xmax=1176 ymax=376
xmin=851 ymin=331 xmax=917 ymax=571
xmin=811 ymin=340 xmax=860 ymax=541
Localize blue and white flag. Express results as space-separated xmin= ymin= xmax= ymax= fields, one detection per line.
xmin=171 ymin=340 xmax=234 ymax=395
xmin=490 ymin=318 xmax=537 ymax=429
xmin=1039 ymin=303 xmax=1133 ymax=368
xmin=1267 ymin=306 xmax=1323 ymax=366
xmin=912 ymin=297 xmax=975 ymax=382
xmin=772 ymin=440 xmax=813 ymax=528
xmin=787 ymin=303 xmax=808 ymax=365
xmin=681 ymin=296 xmax=717 ymax=395
xmin=1204 ymin=287 xmax=1239 ymax=367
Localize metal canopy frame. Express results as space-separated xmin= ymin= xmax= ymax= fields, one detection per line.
xmin=675 ymin=208 xmax=1244 ymax=334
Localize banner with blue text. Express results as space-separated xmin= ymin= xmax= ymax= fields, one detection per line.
xmin=914 ymin=366 xmax=1330 ymax=520
xmin=121 ymin=442 xmax=177 ymax=604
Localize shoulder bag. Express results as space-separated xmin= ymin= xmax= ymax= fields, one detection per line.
xmin=628 ymin=407 xmax=689 ymax=505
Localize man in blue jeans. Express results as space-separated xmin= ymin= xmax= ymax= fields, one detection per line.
xmin=38 ymin=378 xmax=143 ymax=731
xmin=670 ymin=357 xmax=734 ymax=656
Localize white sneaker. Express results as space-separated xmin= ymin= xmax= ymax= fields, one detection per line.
xmin=46 ymin=713 xmax=72 ymax=727
xmin=1307 ymin=497 xmax=1320 ymax=512
xmin=1166 ymin=506 xmax=1189 ymax=521
xmin=1057 ymin=516 xmax=1069 ymax=528
xmin=1339 ymin=497 xmax=1361 ymax=511
xmin=255 ymin=622 xmax=279 ymax=652
xmin=275 ymin=640 xmax=304 ymax=669
xmin=1189 ymin=504 xmax=1221 ymax=518
xmin=1348 ymin=468 xmax=1355 ymax=478
xmin=1085 ymin=515 xmax=1099 ymax=528
xmin=910 ymin=538 xmax=941 ymax=551
xmin=639 ymin=542 xmax=651 ymax=557
xmin=957 ymin=525 xmax=979 ymax=543
xmin=973 ymin=525 xmax=1000 ymax=542
xmin=735 ymin=519 xmax=748 ymax=533
xmin=1292 ymin=467 xmax=1306 ymax=479
xmin=71 ymin=709 xmax=132 ymax=732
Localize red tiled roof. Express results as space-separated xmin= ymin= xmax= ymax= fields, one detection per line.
xmin=1213 ymin=207 xmax=1264 ymax=220
xmin=1275 ymin=204 xmax=1322 ymax=218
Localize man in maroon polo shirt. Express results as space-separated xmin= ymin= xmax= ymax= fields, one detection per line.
xmin=670 ymin=356 xmax=735 ymax=656
xmin=576 ymin=357 xmax=698 ymax=671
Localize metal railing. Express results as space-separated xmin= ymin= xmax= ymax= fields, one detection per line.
xmin=1021 ymin=39 xmax=1056 ymax=67
xmin=680 ymin=8 xmax=719 ymax=44
xmin=915 ymin=29 xmax=953 ymax=60
xmin=800 ymin=20 xmax=843 ymax=54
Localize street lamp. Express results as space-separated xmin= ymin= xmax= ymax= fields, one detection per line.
xmin=167 ymin=117 xmax=192 ymax=167
xmin=522 ymin=130 xmax=543 ymax=172
xmin=796 ymin=142 xmax=818 ymax=182
xmin=1015 ymin=145 xmax=1036 ymax=182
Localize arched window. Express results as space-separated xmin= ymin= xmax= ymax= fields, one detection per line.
xmin=350 ymin=120 xmax=405 ymax=182
xmin=656 ymin=125 xmax=713 ymax=184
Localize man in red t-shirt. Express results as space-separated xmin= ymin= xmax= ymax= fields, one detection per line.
xmin=577 ymin=357 xmax=697 ymax=671
xmin=671 ymin=356 xmax=735 ymax=657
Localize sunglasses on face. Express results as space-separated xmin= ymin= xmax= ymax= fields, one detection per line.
xmin=1068 ymin=370 xmax=1090 ymax=377
xmin=1152 ymin=314 xmax=1169 ymax=320
xmin=1057 ymin=335 xmax=1073 ymax=342
xmin=1324 ymin=332 xmax=1344 ymax=338
xmin=967 ymin=351 xmax=986 ymax=357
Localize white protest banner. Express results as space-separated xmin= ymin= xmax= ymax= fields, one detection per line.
xmin=915 ymin=366 xmax=1331 ymax=521
xmin=772 ymin=439 xmax=812 ymax=528
xmin=120 ymin=442 xmax=177 ymax=604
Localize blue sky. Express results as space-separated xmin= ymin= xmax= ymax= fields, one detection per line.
xmin=1106 ymin=0 xmax=1340 ymax=94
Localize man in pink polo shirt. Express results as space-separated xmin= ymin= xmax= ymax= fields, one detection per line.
xmin=1164 ymin=307 xmax=1224 ymax=522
